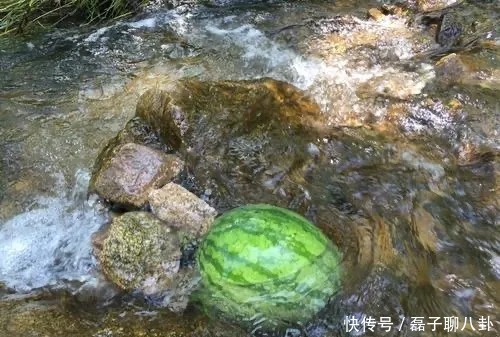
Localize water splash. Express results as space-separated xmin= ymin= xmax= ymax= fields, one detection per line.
xmin=0 ymin=170 xmax=106 ymax=292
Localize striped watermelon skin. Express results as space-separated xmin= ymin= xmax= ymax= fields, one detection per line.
xmin=196 ymin=204 xmax=342 ymax=328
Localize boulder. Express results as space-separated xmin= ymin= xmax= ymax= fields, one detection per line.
xmin=134 ymin=78 xmax=329 ymax=212
xmin=135 ymin=77 xmax=325 ymax=151
xmin=89 ymin=142 xmax=184 ymax=208
xmin=111 ymin=116 xmax=171 ymax=152
xmin=148 ymin=182 xmax=217 ymax=239
xmin=133 ymin=78 xmax=441 ymax=256
xmin=367 ymin=8 xmax=385 ymax=21
xmin=96 ymin=211 xmax=182 ymax=295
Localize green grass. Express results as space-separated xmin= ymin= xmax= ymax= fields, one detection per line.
xmin=0 ymin=0 xmax=146 ymax=35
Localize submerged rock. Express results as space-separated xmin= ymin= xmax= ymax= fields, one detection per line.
xmin=136 ymin=77 xmax=325 ymax=151
xmin=111 ymin=116 xmax=171 ymax=152
xmin=135 ymin=78 xmax=328 ymax=211
xmin=416 ymin=0 xmax=463 ymax=13
xmin=132 ymin=77 xmax=398 ymax=245
xmin=434 ymin=53 xmax=500 ymax=89
xmin=96 ymin=212 xmax=182 ymax=295
xmin=0 ymin=292 xmax=249 ymax=337
xmin=434 ymin=52 xmax=468 ymax=84
xmin=357 ymin=68 xmax=434 ymax=100
xmin=89 ymin=142 xmax=184 ymax=208
xmin=149 ymin=182 xmax=217 ymax=240
xmin=417 ymin=1 xmax=495 ymax=53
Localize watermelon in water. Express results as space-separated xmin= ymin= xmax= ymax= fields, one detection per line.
xmin=196 ymin=204 xmax=342 ymax=329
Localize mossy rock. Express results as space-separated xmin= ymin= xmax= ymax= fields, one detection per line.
xmin=135 ymin=78 xmax=328 ymax=211
xmin=97 ymin=211 xmax=182 ymax=294
xmin=135 ymin=77 xmax=324 ymax=152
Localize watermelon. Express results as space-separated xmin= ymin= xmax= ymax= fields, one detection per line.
xmin=195 ymin=204 xmax=342 ymax=329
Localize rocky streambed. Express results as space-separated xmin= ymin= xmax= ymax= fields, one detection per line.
xmin=0 ymin=0 xmax=498 ymax=336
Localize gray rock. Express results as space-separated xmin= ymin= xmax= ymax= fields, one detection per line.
xmin=90 ymin=142 xmax=184 ymax=208
xmin=148 ymin=182 xmax=217 ymax=239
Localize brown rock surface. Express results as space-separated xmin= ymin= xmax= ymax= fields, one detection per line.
xmin=90 ymin=142 xmax=184 ymax=208
xmin=135 ymin=77 xmax=326 ymax=152
xmin=149 ymin=182 xmax=217 ymax=239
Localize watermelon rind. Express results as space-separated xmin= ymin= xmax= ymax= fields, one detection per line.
xmin=195 ymin=204 xmax=342 ymax=329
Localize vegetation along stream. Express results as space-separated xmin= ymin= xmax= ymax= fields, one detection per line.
xmin=0 ymin=0 xmax=498 ymax=336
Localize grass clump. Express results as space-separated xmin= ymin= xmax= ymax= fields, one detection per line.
xmin=0 ymin=0 xmax=147 ymax=35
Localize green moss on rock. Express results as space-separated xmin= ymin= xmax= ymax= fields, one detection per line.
xmin=98 ymin=211 xmax=182 ymax=294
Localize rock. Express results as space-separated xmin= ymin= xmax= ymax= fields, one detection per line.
xmin=133 ymin=78 xmax=454 ymax=268
xmin=417 ymin=1 xmax=494 ymax=53
xmin=437 ymin=11 xmax=463 ymax=47
xmin=92 ymin=117 xmax=170 ymax=158
xmin=0 ymin=291 xmax=249 ymax=337
xmin=416 ymin=0 xmax=462 ymax=13
xmin=91 ymin=225 xmax=110 ymax=252
xmin=135 ymin=78 xmax=330 ymax=212
xmin=158 ymin=268 xmax=201 ymax=313
xmin=367 ymin=8 xmax=385 ymax=21
xmin=148 ymin=182 xmax=217 ymax=239
xmin=356 ymin=69 xmax=434 ymax=100
xmin=113 ymin=116 xmax=171 ymax=152
xmin=135 ymin=77 xmax=325 ymax=151
xmin=380 ymin=4 xmax=406 ymax=16
xmin=89 ymin=142 xmax=184 ymax=208
xmin=97 ymin=212 xmax=182 ymax=295
xmin=132 ymin=78 xmax=397 ymax=230
xmin=435 ymin=53 xmax=500 ymax=89
xmin=435 ymin=53 xmax=468 ymax=84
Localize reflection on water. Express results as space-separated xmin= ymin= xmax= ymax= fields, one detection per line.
xmin=0 ymin=0 xmax=498 ymax=336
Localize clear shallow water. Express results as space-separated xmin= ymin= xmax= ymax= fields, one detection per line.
xmin=0 ymin=1 xmax=498 ymax=336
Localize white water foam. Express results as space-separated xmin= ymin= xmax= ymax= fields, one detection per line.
xmin=201 ymin=20 xmax=434 ymax=125
xmin=0 ymin=170 xmax=106 ymax=292
xmin=127 ymin=17 xmax=158 ymax=29
xmin=74 ymin=8 xmax=434 ymax=124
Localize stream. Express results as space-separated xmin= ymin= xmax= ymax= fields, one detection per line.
xmin=0 ymin=1 xmax=498 ymax=336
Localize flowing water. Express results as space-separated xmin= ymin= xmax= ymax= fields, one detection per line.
xmin=0 ymin=1 xmax=498 ymax=336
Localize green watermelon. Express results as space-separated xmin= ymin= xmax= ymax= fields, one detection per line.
xmin=195 ymin=204 xmax=342 ymax=329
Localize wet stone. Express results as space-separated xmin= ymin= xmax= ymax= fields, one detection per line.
xmin=435 ymin=53 xmax=468 ymax=84
xmin=356 ymin=69 xmax=433 ymax=100
xmin=148 ymin=182 xmax=217 ymax=240
xmin=113 ymin=116 xmax=171 ymax=152
xmin=417 ymin=0 xmax=463 ymax=13
xmin=135 ymin=77 xmax=326 ymax=211
xmin=417 ymin=1 xmax=494 ymax=53
xmin=96 ymin=211 xmax=182 ymax=295
xmin=136 ymin=77 xmax=325 ymax=151
xmin=90 ymin=142 xmax=184 ymax=208
xmin=367 ymin=8 xmax=385 ymax=21
xmin=437 ymin=12 xmax=463 ymax=47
